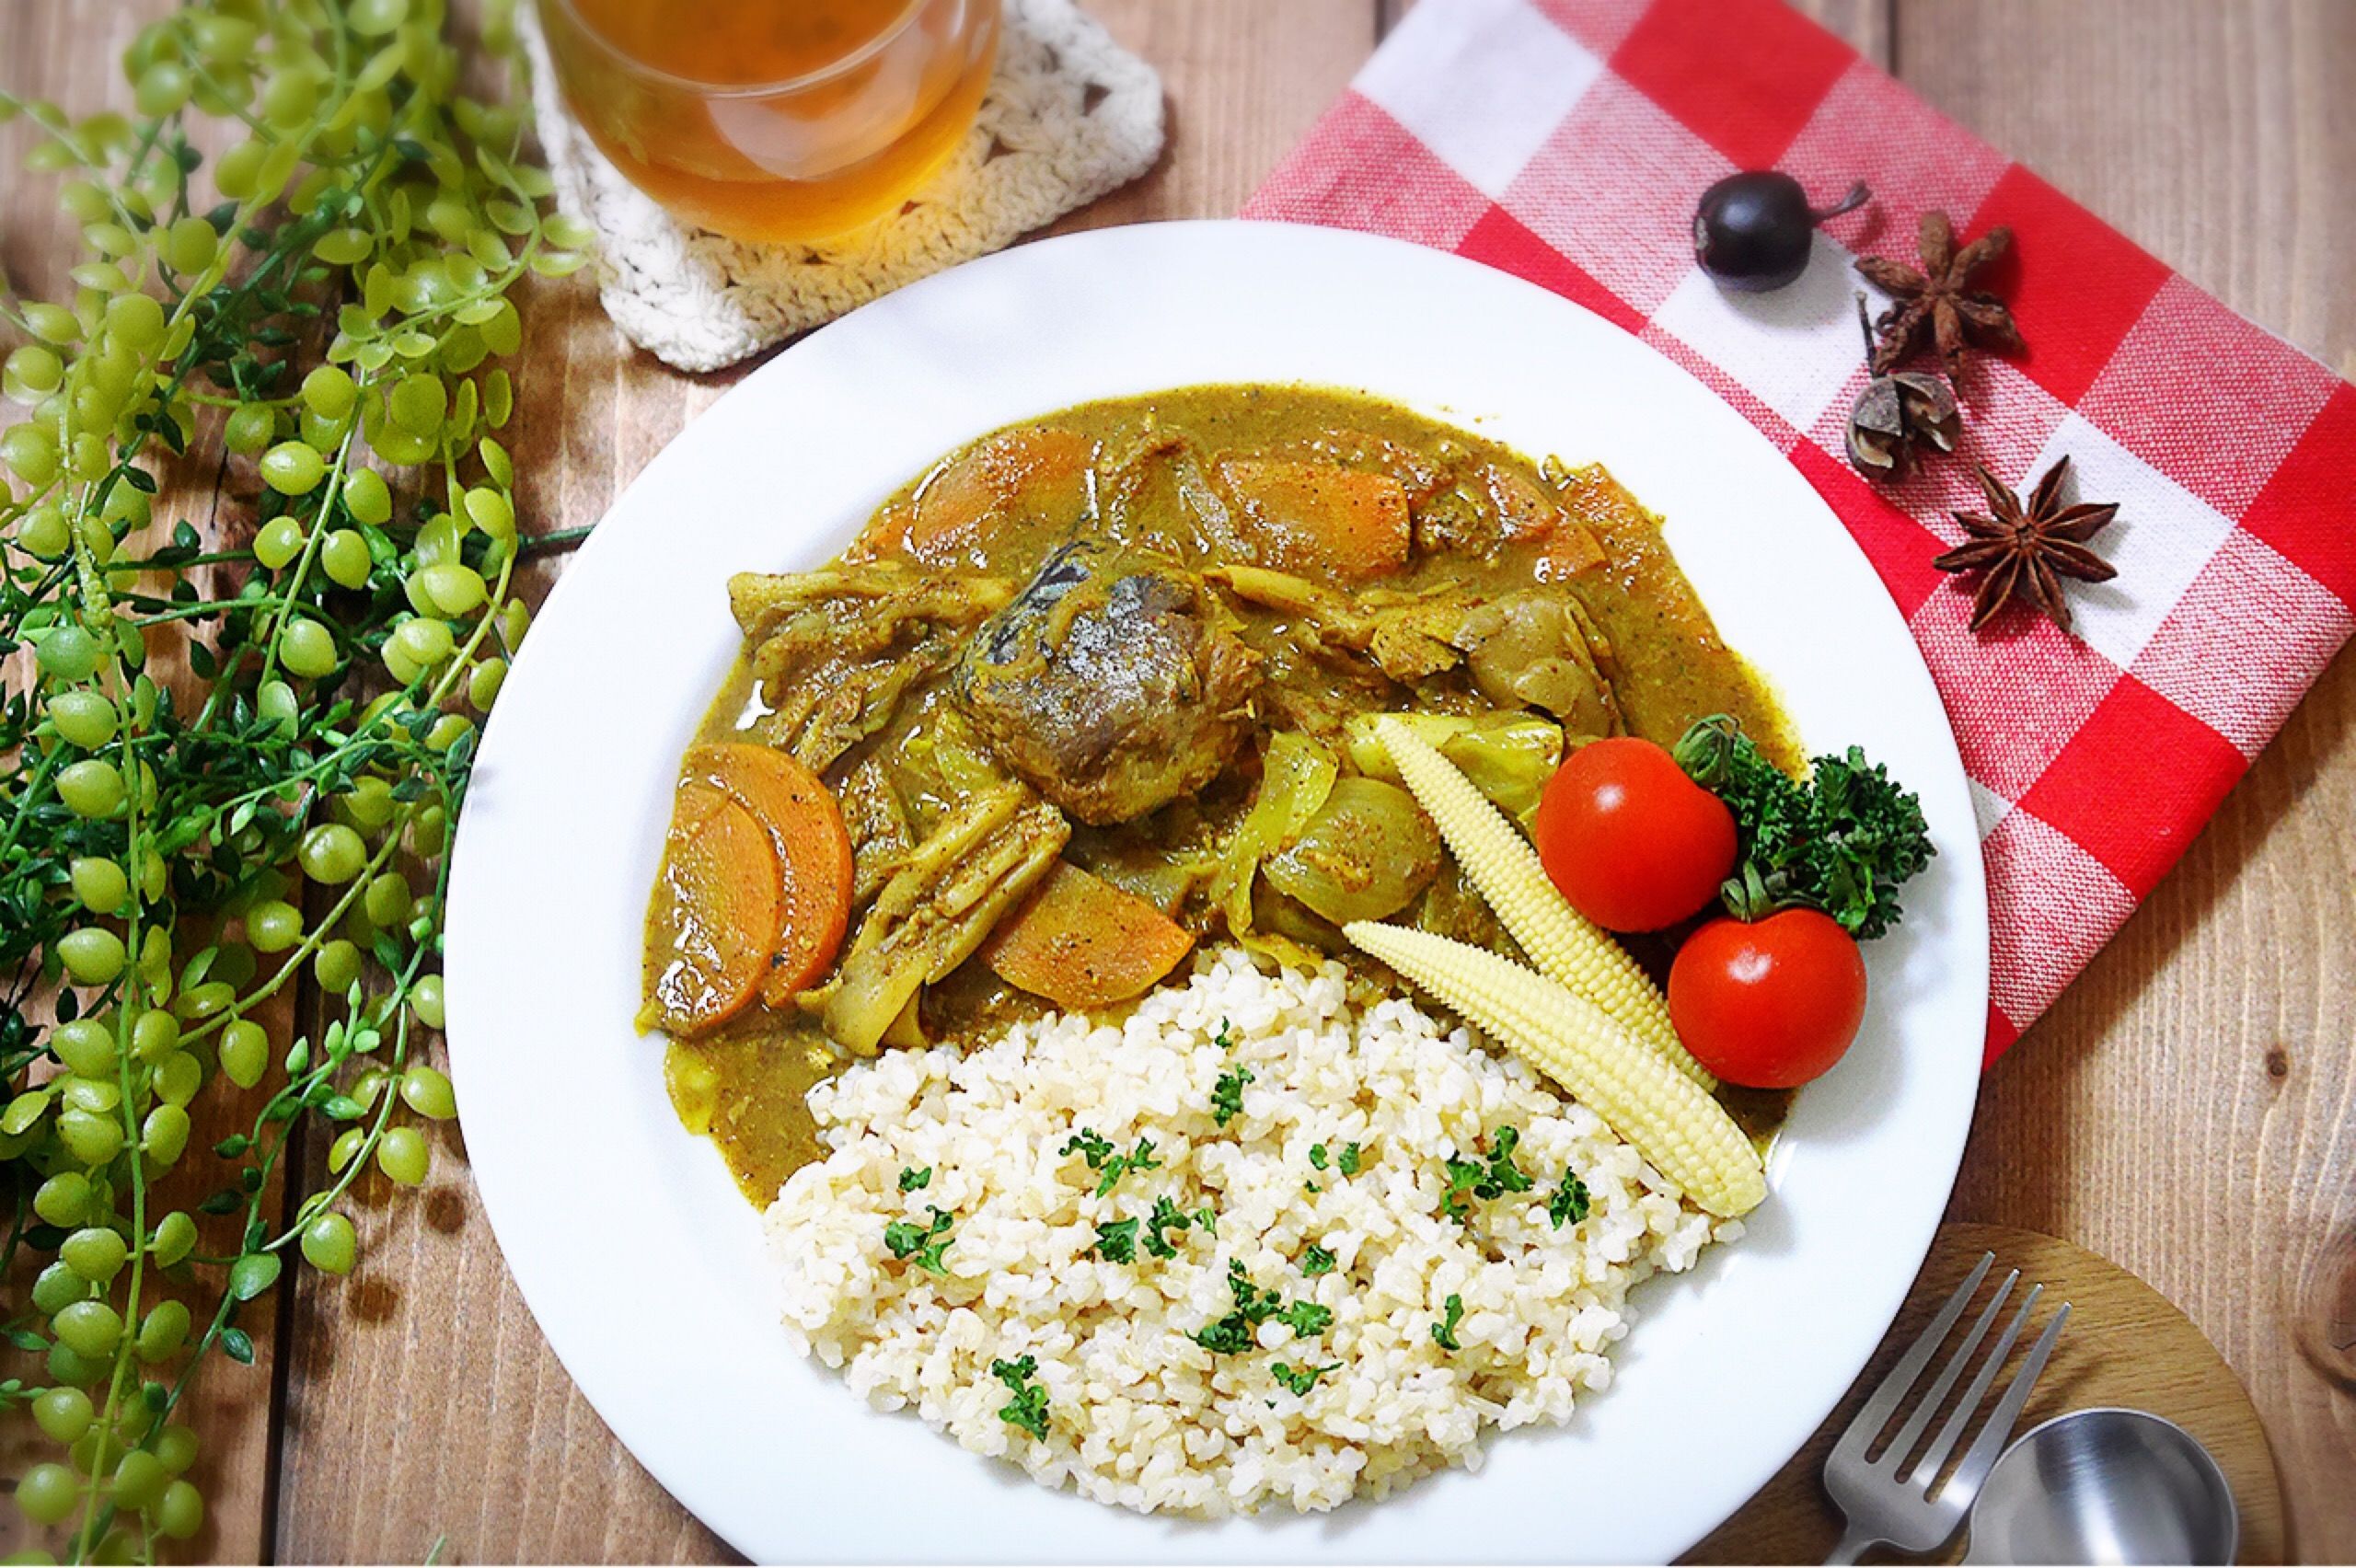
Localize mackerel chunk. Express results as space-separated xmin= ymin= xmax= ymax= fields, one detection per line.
xmin=955 ymin=542 xmax=1261 ymax=824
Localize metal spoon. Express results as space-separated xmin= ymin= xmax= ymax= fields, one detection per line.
xmin=1963 ymin=1407 xmax=2239 ymax=1565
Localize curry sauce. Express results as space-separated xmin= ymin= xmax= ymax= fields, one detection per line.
xmin=645 ymin=386 xmax=1799 ymax=1201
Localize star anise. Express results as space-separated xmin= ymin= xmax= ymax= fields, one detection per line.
xmin=1856 ymin=210 xmax=2024 ymax=376
xmin=1934 ymin=456 xmax=2119 ymax=632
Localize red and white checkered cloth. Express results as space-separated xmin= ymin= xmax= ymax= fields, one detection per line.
xmin=1243 ymin=0 xmax=2356 ymax=1065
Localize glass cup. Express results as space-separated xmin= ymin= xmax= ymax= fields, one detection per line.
xmin=539 ymin=0 xmax=1002 ymax=244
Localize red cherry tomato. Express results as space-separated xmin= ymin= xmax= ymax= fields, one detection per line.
xmin=1531 ymin=737 xmax=1737 ymax=932
xmin=1668 ymin=910 xmax=1867 ymax=1089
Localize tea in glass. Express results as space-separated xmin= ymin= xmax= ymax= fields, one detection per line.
xmin=542 ymin=0 xmax=1002 ymax=243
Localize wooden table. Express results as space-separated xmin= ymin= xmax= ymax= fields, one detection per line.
xmin=5 ymin=1 xmax=2352 ymax=1562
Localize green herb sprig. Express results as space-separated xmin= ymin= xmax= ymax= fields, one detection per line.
xmin=1210 ymin=1065 xmax=1252 ymax=1127
xmin=989 ymin=1355 xmax=1050 ymax=1440
xmin=1547 ymin=1171 xmax=1590 ymax=1229
xmin=1673 ymin=715 xmax=1934 ymax=939
xmin=1090 ymin=1216 xmax=1139 ymax=1263
xmin=1 ymin=0 xmax=583 ymax=1559
xmin=1142 ymin=1194 xmax=1209 ymax=1260
xmin=1431 ymin=1293 xmax=1466 ymax=1352
xmin=1191 ymin=1259 xmax=1288 ymax=1355
xmin=1192 ymin=1258 xmax=1335 ymax=1356
xmin=1271 ymin=1361 xmax=1339 ymax=1396
xmin=1440 ymin=1125 xmax=1533 ymax=1222
xmin=1058 ymin=1127 xmax=1161 ymax=1197
xmin=884 ymin=1207 xmax=956 ymax=1274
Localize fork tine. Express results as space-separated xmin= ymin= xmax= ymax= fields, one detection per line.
xmin=1831 ymin=1251 xmax=1994 ymax=1462
xmin=1905 ymin=1281 xmax=2039 ymax=1487
xmin=1877 ymin=1269 xmax=2018 ymax=1474
xmin=1937 ymin=1300 xmax=2072 ymax=1503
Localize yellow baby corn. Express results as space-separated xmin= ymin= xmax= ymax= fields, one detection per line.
xmin=1345 ymin=920 xmax=1766 ymax=1217
xmin=1376 ymin=717 xmax=1715 ymax=1090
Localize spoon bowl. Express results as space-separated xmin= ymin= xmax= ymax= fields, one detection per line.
xmin=1964 ymin=1407 xmax=2238 ymax=1565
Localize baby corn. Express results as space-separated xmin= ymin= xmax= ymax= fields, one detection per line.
xmin=1345 ymin=920 xmax=1766 ymax=1217
xmin=1376 ymin=717 xmax=1715 ymax=1090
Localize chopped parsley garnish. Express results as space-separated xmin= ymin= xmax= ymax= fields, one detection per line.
xmin=1337 ymin=1142 xmax=1363 ymax=1176
xmin=1300 ymin=1244 xmax=1336 ymax=1276
xmin=1061 ymin=1127 xmax=1114 ymax=1166
xmin=990 ymin=1355 xmax=1051 ymax=1440
xmin=1191 ymin=1317 xmax=1257 ymax=1356
xmin=1214 ymin=1017 xmax=1236 ymax=1051
xmin=1304 ymin=1182 xmax=1320 ymax=1194
xmin=1431 ymin=1293 xmax=1466 ymax=1352
xmin=1440 ymin=1126 xmax=1534 ymax=1221
xmin=1309 ymin=1143 xmax=1329 ymax=1170
xmin=1277 ymin=1300 xmax=1334 ymax=1337
xmin=1547 ymin=1171 xmax=1591 ymax=1229
xmin=1194 ymin=1260 xmax=1335 ymax=1355
xmin=1211 ymin=1066 xmax=1253 ymax=1128
xmin=897 ymin=1166 xmax=932 ymax=1192
xmin=1060 ymin=1128 xmax=1162 ymax=1196
xmin=1271 ymin=1361 xmax=1341 ymax=1397
xmin=1142 ymin=1196 xmax=1195 ymax=1260
xmin=1101 ymin=1137 xmax=1161 ymax=1195
xmin=1091 ymin=1216 xmax=1141 ymax=1263
xmin=1191 ymin=1259 xmax=1288 ymax=1355
xmin=884 ymin=1207 xmax=955 ymax=1275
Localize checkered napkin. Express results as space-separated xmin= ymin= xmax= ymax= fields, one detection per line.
xmin=1244 ymin=0 xmax=2356 ymax=1063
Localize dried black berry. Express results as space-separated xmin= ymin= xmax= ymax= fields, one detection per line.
xmin=1693 ymin=172 xmax=1869 ymax=292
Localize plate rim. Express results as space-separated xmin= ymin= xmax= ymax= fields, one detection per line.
xmin=445 ymin=217 xmax=1988 ymax=1563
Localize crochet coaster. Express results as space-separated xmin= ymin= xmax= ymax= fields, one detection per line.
xmin=519 ymin=0 xmax=1164 ymax=373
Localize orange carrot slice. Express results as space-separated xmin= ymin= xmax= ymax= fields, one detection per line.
xmin=647 ymin=781 xmax=784 ymax=1037
xmin=981 ymin=860 xmax=1195 ymax=1012
xmin=1216 ymin=457 xmax=1412 ymax=579
xmin=903 ymin=426 xmax=1094 ymax=564
xmin=685 ymin=743 xmax=854 ymax=1007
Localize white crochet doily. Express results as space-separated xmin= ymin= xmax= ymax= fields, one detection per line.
xmin=520 ymin=0 xmax=1164 ymax=373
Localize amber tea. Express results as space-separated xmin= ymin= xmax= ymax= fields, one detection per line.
xmin=542 ymin=0 xmax=1001 ymax=242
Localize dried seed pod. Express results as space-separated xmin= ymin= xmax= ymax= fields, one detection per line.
xmin=1845 ymin=296 xmax=1961 ymax=479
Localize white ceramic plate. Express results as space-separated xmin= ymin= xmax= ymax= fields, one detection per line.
xmin=445 ymin=220 xmax=1987 ymax=1564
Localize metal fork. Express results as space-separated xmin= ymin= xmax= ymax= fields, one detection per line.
xmin=1822 ymin=1251 xmax=2073 ymax=1564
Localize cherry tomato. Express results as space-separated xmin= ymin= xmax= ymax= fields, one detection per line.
xmin=1532 ymin=737 xmax=1736 ymax=931
xmin=1668 ymin=910 xmax=1867 ymax=1088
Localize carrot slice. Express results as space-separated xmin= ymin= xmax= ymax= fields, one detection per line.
xmin=1534 ymin=517 xmax=1607 ymax=582
xmin=981 ymin=860 xmax=1195 ymax=1012
xmin=1216 ymin=457 xmax=1412 ymax=579
xmin=684 ymin=743 xmax=854 ymax=1007
xmin=903 ymin=426 xmax=1094 ymax=564
xmin=647 ymin=781 xmax=784 ymax=1037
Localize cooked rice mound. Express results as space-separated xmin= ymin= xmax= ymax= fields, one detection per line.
xmin=768 ymin=949 xmax=1741 ymax=1516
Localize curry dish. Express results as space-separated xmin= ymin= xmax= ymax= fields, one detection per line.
xmin=642 ymin=385 xmax=1797 ymax=1200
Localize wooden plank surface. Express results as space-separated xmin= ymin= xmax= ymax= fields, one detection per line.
xmin=1897 ymin=5 xmax=2356 ymax=1562
xmin=4 ymin=0 xmax=2352 ymax=1562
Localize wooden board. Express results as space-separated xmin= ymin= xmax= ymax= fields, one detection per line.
xmin=1687 ymin=1223 xmax=2287 ymax=1564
